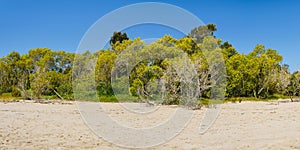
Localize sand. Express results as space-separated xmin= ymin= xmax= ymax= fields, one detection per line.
xmin=0 ymin=100 xmax=300 ymax=150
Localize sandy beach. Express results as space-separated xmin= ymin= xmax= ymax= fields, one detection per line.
xmin=0 ymin=100 xmax=300 ymax=150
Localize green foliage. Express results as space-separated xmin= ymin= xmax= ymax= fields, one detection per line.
xmin=98 ymin=95 xmax=118 ymax=102
xmin=288 ymin=71 xmax=300 ymax=101
xmin=110 ymin=31 xmax=129 ymax=45
xmin=110 ymin=31 xmax=129 ymax=51
xmin=11 ymin=86 xmax=21 ymax=97
xmin=0 ymin=93 xmax=18 ymax=101
xmin=188 ymin=24 xmax=217 ymax=43
xmin=225 ymin=44 xmax=284 ymax=98
xmin=220 ymin=41 xmax=237 ymax=59
xmin=0 ymin=25 xmax=297 ymax=105
xmin=95 ymin=50 xmax=117 ymax=95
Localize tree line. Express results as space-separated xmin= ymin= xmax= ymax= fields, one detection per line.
xmin=1 ymin=24 xmax=300 ymax=104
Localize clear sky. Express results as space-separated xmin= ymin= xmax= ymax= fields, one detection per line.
xmin=0 ymin=0 xmax=299 ymax=71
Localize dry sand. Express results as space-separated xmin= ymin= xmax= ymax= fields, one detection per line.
xmin=0 ymin=100 xmax=300 ymax=149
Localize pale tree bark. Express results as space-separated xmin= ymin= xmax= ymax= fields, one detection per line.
xmin=30 ymin=65 xmax=49 ymax=99
xmin=289 ymin=69 xmax=300 ymax=102
xmin=18 ymin=72 xmax=32 ymax=100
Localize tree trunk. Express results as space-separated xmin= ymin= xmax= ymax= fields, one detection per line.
xmin=253 ymin=90 xmax=257 ymax=98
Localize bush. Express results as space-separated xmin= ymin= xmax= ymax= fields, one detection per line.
xmin=11 ymin=86 xmax=21 ymax=97
xmin=98 ymin=95 xmax=118 ymax=102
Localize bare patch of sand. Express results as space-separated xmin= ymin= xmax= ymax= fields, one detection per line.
xmin=0 ymin=101 xmax=299 ymax=149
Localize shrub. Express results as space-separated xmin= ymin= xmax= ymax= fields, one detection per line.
xmin=11 ymin=86 xmax=21 ymax=97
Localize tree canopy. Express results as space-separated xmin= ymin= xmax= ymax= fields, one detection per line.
xmin=0 ymin=24 xmax=298 ymax=105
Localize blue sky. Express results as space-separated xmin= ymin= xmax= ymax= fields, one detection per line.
xmin=0 ymin=0 xmax=299 ymax=71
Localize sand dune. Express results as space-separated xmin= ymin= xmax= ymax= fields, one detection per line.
xmin=0 ymin=101 xmax=299 ymax=149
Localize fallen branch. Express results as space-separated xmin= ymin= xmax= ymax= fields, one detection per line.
xmin=53 ymin=89 xmax=64 ymax=100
